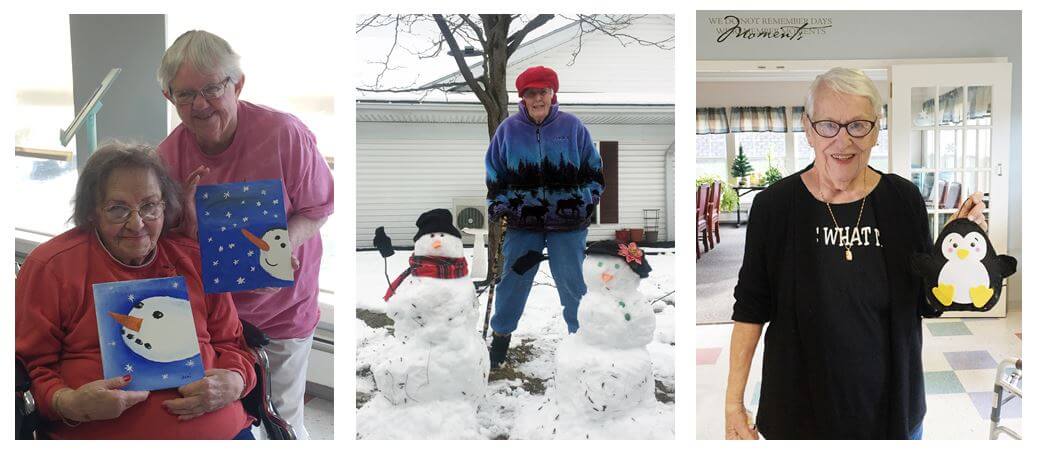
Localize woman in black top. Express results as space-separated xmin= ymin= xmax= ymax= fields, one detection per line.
xmin=724 ymin=67 xmax=989 ymax=439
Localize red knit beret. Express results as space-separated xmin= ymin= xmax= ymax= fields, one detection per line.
xmin=515 ymin=66 xmax=559 ymax=103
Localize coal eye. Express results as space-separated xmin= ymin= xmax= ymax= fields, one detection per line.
xmin=439 ymin=233 xmax=444 ymax=237
xmin=615 ymin=264 xmax=620 ymax=269
xmin=280 ymin=243 xmax=287 ymax=248
xmin=597 ymin=261 xmax=603 ymax=267
xmin=152 ymin=311 xmax=164 ymax=319
xmin=274 ymin=235 xmax=281 ymax=240
xmin=133 ymin=301 xmax=144 ymax=309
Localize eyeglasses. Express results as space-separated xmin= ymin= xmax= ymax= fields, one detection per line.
xmin=102 ymin=201 xmax=165 ymax=223
xmin=522 ymin=88 xmax=553 ymax=100
xmin=807 ymin=115 xmax=877 ymax=138
xmin=169 ymin=77 xmax=231 ymax=105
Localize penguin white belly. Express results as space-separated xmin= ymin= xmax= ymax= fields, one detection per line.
xmin=938 ymin=260 xmax=990 ymax=305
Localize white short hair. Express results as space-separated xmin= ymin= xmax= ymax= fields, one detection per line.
xmin=158 ymin=30 xmax=242 ymax=93
xmin=804 ymin=67 xmax=883 ymax=119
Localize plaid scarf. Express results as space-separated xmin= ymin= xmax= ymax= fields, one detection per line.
xmin=384 ymin=255 xmax=469 ymax=301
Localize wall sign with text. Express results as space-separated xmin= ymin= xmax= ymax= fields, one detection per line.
xmin=709 ymin=15 xmax=833 ymax=43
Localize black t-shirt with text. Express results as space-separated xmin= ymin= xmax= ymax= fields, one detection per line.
xmin=810 ymin=188 xmax=891 ymax=438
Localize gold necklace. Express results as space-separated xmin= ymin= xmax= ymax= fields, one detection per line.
xmin=818 ymin=169 xmax=867 ymax=262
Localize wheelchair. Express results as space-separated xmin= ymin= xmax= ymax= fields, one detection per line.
xmin=15 ymin=319 xmax=295 ymax=440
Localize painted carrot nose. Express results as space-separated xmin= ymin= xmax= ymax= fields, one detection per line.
xmin=241 ymin=229 xmax=270 ymax=251
xmin=601 ymin=272 xmax=614 ymax=283
xmin=109 ymin=312 xmax=143 ymax=332
xmin=432 ymin=240 xmax=442 ymax=249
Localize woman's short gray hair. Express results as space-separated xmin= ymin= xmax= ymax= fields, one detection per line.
xmin=157 ymin=30 xmax=242 ymax=93
xmin=72 ymin=141 xmax=182 ymax=231
xmin=804 ymin=67 xmax=883 ymax=119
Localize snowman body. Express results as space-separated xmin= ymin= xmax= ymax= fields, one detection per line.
xmin=937 ymin=232 xmax=991 ymax=305
xmin=513 ymin=253 xmax=668 ymax=439
xmin=115 ymin=296 xmax=198 ymax=363
xmin=360 ymin=232 xmax=489 ymax=439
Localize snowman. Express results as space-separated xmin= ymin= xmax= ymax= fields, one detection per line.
xmin=109 ymin=296 xmax=199 ymax=363
xmin=241 ymin=228 xmax=294 ymax=281
xmin=357 ymin=209 xmax=489 ymax=439
xmin=513 ymin=240 xmax=671 ymax=439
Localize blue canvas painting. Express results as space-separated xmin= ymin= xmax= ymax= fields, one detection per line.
xmin=195 ymin=179 xmax=294 ymax=293
xmin=93 ymin=276 xmax=203 ymax=391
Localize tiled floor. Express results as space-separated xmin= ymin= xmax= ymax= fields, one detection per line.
xmin=696 ymin=312 xmax=1022 ymax=440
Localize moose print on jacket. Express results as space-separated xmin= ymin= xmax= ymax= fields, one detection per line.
xmin=486 ymin=102 xmax=606 ymax=231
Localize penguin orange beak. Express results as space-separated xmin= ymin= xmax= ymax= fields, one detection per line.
xmin=601 ymin=272 xmax=614 ymax=283
xmin=109 ymin=312 xmax=142 ymax=332
xmin=241 ymin=229 xmax=270 ymax=251
xmin=432 ymin=240 xmax=442 ymax=249
xmin=957 ymin=249 xmax=969 ymax=260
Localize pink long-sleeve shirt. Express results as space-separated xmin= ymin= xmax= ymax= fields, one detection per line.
xmin=158 ymin=101 xmax=334 ymax=339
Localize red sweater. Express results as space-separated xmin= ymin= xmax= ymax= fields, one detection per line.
xmin=16 ymin=228 xmax=257 ymax=439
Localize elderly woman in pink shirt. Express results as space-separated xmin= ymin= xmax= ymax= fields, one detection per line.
xmin=155 ymin=30 xmax=333 ymax=439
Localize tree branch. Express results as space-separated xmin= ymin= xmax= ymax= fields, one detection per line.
xmin=459 ymin=14 xmax=486 ymax=47
xmin=506 ymin=14 xmax=555 ymax=58
xmin=433 ymin=14 xmax=494 ymax=108
xmin=357 ymin=81 xmax=470 ymax=93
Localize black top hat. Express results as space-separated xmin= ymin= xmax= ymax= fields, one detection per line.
xmin=413 ymin=208 xmax=462 ymax=241
xmin=585 ymin=240 xmax=652 ymax=279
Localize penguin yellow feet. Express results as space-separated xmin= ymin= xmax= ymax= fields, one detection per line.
xmin=970 ymin=285 xmax=995 ymax=308
xmin=932 ymin=284 xmax=955 ymax=306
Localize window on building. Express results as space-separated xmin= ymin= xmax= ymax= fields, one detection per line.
xmin=695 ymin=134 xmax=727 ymax=179
xmin=733 ymin=132 xmax=786 ymax=176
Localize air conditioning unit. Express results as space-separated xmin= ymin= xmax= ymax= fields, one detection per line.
xmin=452 ymin=197 xmax=487 ymax=232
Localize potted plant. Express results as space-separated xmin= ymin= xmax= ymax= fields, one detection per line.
xmin=731 ymin=145 xmax=753 ymax=186
xmin=763 ymin=151 xmax=784 ymax=186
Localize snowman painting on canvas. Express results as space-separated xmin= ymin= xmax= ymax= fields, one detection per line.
xmin=93 ymin=276 xmax=204 ymax=391
xmin=195 ymin=179 xmax=295 ymax=293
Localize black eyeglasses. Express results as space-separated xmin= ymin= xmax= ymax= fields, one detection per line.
xmin=806 ymin=115 xmax=877 ymax=138
xmin=169 ymin=77 xmax=231 ymax=106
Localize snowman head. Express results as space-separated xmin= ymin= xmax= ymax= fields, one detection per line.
xmin=941 ymin=231 xmax=987 ymax=262
xmin=583 ymin=254 xmax=641 ymax=294
xmin=109 ymin=296 xmax=198 ymax=362
xmin=414 ymin=232 xmax=464 ymax=258
xmin=242 ymin=228 xmax=294 ymax=281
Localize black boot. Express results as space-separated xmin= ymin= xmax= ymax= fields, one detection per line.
xmin=489 ymin=332 xmax=511 ymax=369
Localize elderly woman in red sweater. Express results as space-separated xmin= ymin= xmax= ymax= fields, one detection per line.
xmin=16 ymin=142 xmax=256 ymax=439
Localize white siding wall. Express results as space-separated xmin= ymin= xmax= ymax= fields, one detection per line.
xmin=357 ymin=120 xmax=673 ymax=248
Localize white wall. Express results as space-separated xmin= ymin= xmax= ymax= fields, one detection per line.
xmin=697 ymin=10 xmax=1023 ymax=309
xmin=356 ymin=115 xmax=673 ymax=247
xmin=696 ymin=80 xmax=889 ymax=108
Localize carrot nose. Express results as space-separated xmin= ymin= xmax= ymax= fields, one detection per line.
xmin=241 ymin=229 xmax=270 ymax=251
xmin=601 ymin=272 xmax=614 ymax=283
xmin=432 ymin=240 xmax=442 ymax=249
xmin=109 ymin=312 xmax=142 ymax=332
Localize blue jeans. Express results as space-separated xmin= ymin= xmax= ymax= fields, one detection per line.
xmin=909 ymin=422 xmax=923 ymax=440
xmin=232 ymin=427 xmax=255 ymax=440
xmin=490 ymin=228 xmax=588 ymax=334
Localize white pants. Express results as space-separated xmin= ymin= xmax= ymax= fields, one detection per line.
xmin=253 ymin=333 xmax=314 ymax=440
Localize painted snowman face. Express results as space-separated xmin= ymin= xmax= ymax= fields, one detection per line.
xmin=109 ymin=296 xmax=198 ymax=362
xmin=941 ymin=231 xmax=987 ymax=262
xmin=583 ymin=255 xmax=640 ymax=295
xmin=242 ymin=228 xmax=294 ymax=281
xmin=414 ymin=233 xmax=464 ymax=258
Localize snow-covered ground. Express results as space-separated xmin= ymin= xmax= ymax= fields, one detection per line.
xmin=356 ymin=248 xmax=676 ymax=439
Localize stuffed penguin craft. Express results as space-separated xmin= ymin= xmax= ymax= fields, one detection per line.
xmin=912 ymin=218 xmax=1017 ymax=312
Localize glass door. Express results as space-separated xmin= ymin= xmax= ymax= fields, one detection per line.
xmin=891 ymin=63 xmax=1012 ymax=318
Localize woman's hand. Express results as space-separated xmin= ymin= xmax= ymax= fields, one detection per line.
xmin=163 ymin=368 xmax=244 ymax=421
xmin=951 ymin=191 xmax=988 ymax=232
xmin=724 ymin=401 xmax=759 ymax=440
xmin=53 ymin=375 xmax=150 ymax=422
xmin=176 ymin=165 xmax=210 ymax=240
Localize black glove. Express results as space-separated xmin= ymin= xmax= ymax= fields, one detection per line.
xmin=512 ymin=250 xmax=547 ymax=274
xmin=374 ymin=227 xmax=395 ymax=258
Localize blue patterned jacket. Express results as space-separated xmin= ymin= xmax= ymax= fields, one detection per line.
xmin=485 ymin=101 xmax=605 ymax=231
